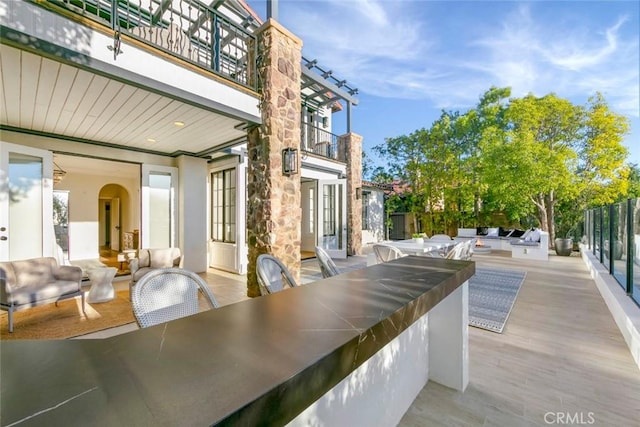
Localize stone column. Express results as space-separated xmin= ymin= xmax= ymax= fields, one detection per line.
xmin=246 ymin=19 xmax=302 ymax=297
xmin=339 ymin=132 xmax=363 ymax=256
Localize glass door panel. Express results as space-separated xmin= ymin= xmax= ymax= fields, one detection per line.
xmin=317 ymin=179 xmax=346 ymax=259
xmin=142 ymin=165 xmax=177 ymax=248
xmin=0 ymin=142 xmax=53 ymax=261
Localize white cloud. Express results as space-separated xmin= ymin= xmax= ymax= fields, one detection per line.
xmin=280 ymin=1 xmax=639 ymax=117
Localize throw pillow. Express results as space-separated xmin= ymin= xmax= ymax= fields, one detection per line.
xmin=476 ymin=227 xmax=488 ymax=236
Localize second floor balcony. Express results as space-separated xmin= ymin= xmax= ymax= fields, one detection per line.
xmin=41 ymin=0 xmax=258 ymax=90
xmin=301 ymin=122 xmax=339 ymax=161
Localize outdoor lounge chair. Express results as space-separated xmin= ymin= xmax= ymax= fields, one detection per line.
xmin=315 ymin=246 xmax=340 ymax=278
xmin=256 ymin=254 xmax=298 ymax=295
xmin=131 ymin=268 xmax=219 ymax=328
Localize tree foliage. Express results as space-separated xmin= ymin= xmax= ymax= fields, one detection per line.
xmin=370 ymin=87 xmax=631 ymax=243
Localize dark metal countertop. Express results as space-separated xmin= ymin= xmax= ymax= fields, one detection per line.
xmin=1 ymin=256 xmax=474 ymax=427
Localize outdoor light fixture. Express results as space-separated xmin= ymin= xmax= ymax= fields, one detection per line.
xmin=282 ymin=147 xmax=298 ymax=176
xmin=53 ymin=162 xmax=67 ymax=185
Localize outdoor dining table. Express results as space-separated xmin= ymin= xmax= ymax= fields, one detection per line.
xmin=382 ymin=238 xmax=457 ymax=256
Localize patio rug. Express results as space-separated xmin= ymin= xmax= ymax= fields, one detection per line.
xmin=0 ymin=290 xmax=135 ymax=340
xmin=468 ymin=267 xmax=527 ymax=333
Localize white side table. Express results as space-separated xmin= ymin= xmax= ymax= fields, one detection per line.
xmin=87 ymin=267 xmax=118 ymax=303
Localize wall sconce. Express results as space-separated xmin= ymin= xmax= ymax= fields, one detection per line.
xmin=356 ymin=187 xmax=362 ymax=200
xmin=282 ymin=147 xmax=298 ymax=176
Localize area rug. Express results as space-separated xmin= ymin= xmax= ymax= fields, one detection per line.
xmin=0 ymin=290 xmax=135 ymax=340
xmin=468 ymin=267 xmax=527 ymax=333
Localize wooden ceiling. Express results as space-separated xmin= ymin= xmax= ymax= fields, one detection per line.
xmin=1 ymin=44 xmax=248 ymax=157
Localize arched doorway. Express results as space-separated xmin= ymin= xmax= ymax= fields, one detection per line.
xmin=98 ymin=184 xmax=131 ymax=272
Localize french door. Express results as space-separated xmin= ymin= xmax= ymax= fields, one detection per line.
xmin=0 ymin=142 xmax=53 ymax=261
xmin=317 ymin=179 xmax=347 ymax=259
xmin=141 ymin=165 xmax=178 ymax=248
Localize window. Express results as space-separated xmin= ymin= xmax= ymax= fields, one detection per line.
xmin=211 ymin=168 xmax=236 ymax=243
xmin=362 ymin=191 xmax=370 ymax=230
xmin=323 ymin=184 xmax=335 ymax=236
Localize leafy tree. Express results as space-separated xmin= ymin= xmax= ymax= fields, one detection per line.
xmin=367 ymin=87 xmax=630 ymax=243
xmin=483 ymin=92 xmax=583 ymax=240
xmin=578 ymin=92 xmax=629 ymax=206
xmin=625 ymin=163 xmax=640 ymax=199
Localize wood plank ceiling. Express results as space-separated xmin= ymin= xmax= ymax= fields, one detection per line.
xmin=0 ymin=44 xmax=248 ymax=157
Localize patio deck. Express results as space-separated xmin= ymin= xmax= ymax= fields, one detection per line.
xmin=82 ymin=249 xmax=640 ymax=426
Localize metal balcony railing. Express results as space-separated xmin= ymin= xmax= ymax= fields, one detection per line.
xmin=42 ymin=0 xmax=257 ymax=90
xmin=301 ymin=122 xmax=338 ymax=160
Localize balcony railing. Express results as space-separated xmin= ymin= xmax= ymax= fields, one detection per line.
xmin=585 ymin=198 xmax=640 ymax=307
xmin=301 ymin=122 xmax=338 ymax=160
xmin=43 ymin=0 xmax=257 ymax=90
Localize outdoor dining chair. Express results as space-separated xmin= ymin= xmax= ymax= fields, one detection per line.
xmin=256 ymin=254 xmax=298 ymax=295
xmin=131 ymin=267 xmax=219 ymax=328
xmin=372 ymin=243 xmax=407 ymax=263
xmin=444 ymin=242 xmax=467 ymax=260
xmin=315 ymin=246 xmax=340 ymax=278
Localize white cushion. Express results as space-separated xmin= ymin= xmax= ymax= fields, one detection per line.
xmin=487 ymin=227 xmax=499 ymax=237
xmin=525 ymin=229 xmax=541 ymax=242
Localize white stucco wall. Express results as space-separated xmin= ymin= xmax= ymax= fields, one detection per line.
xmin=178 ymin=156 xmax=208 ymax=273
xmin=56 ymin=173 xmax=139 ymax=261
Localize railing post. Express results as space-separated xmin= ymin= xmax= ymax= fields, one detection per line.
xmin=212 ymin=12 xmax=220 ymax=72
xmin=599 ymin=206 xmax=604 ymax=263
xmin=110 ymin=0 xmax=117 ymax=30
xmin=627 ymin=199 xmax=634 ymax=295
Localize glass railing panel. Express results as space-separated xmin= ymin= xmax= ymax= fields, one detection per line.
xmin=633 ymin=199 xmax=640 ymax=305
xmin=603 ymin=206 xmax=610 ymax=271
xmin=612 ymin=202 xmax=627 ymax=289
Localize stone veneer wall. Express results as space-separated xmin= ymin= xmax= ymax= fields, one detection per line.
xmin=339 ymin=132 xmax=363 ymax=256
xmin=246 ymin=19 xmax=302 ymax=297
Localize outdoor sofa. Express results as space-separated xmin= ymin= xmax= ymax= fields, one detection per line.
xmin=0 ymin=257 xmax=84 ymax=332
xmin=457 ymin=227 xmax=549 ymax=260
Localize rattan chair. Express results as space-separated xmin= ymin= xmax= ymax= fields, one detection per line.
xmin=315 ymin=246 xmax=340 ymax=278
xmin=372 ymin=244 xmax=407 ymax=263
xmin=256 ymin=254 xmax=297 ymax=295
xmin=131 ymin=268 xmax=219 ymax=328
xmin=444 ymin=242 xmax=466 ymax=260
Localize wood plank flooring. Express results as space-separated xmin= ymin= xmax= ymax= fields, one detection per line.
xmin=399 ymin=251 xmax=640 ymax=427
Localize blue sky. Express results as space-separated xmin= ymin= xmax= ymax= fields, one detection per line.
xmin=247 ymin=1 xmax=640 ymax=168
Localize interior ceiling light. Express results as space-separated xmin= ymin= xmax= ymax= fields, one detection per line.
xmin=173 ymin=121 xmax=185 ymax=127
xmin=147 ymin=138 xmax=157 ymax=143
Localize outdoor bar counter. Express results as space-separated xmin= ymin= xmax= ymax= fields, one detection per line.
xmin=1 ymin=256 xmax=474 ymax=427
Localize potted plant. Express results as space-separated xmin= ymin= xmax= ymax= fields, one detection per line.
xmin=412 ymin=232 xmax=427 ymax=244
xmin=554 ymin=199 xmax=581 ymax=256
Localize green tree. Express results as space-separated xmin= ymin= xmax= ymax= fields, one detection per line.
xmin=625 ymin=163 xmax=640 ymax=199
xmin=482 ymin=93 xmax=585 ymax=242
xmin=578 ymin=92 xmax=629 ymax=206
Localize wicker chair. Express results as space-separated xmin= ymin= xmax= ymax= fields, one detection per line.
xmin=372 ymin=244 xmax=407 ymax=263
xmin=444 ymin=242 xmax=467 ymax=260
xmin=131 ymin=268 xmax=219 ymax=328
xmin=315 ymin=246 xmax=340 ymax=278
xmin=256 ymin=254 xmax=297 ymax=295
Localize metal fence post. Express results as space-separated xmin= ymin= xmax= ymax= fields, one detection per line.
xmin=627 ymin=199 xmax=634 ymax=295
